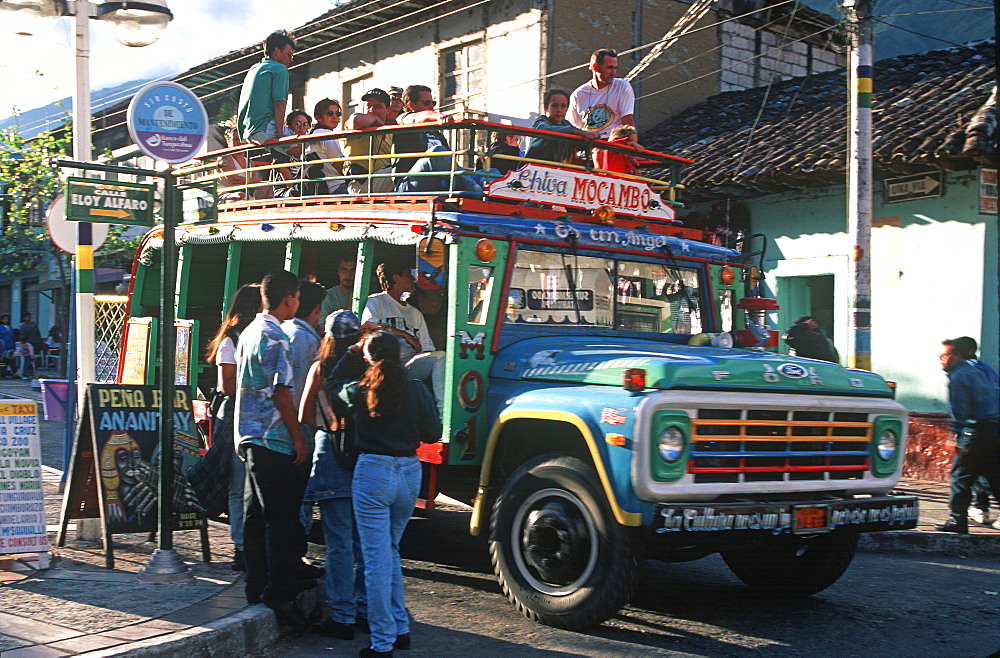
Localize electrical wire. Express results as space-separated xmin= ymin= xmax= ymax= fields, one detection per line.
xmin=876 ymin=6 xmax=994 ymax=17
xmin=871 ymin=17 xmax=967 ymax=48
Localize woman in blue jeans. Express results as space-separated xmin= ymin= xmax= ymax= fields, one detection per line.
xmin=327 ymin=331 xmax=441 ymax=657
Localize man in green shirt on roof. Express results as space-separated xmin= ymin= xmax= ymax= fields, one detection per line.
xmin=237 ymin=30 xmax=301 ymax=159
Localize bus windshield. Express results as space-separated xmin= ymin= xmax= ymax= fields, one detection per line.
xmin=504 ymin=249 xmax=702 ymax=334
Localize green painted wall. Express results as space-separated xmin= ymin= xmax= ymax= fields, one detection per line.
xmin=733 ymin=169 xmax=997 ymax=414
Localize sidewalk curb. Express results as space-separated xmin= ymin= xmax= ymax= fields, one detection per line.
xmin=859 ymin=530 xmax=999 ymax=558
xmin=77 ymin=604 xmax=280 ymax=658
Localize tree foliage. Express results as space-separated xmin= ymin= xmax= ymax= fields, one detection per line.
xmin=0 ymin=126 xmax=68 ymax=276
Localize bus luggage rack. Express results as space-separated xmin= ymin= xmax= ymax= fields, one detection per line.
xmin=688 ymin=408 xmax=871 ymax=483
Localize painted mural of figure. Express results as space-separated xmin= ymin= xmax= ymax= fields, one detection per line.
xmin=100 ymin=430 xmax=153 ymax=523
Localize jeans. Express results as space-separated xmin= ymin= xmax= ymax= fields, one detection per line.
xmin=319 ymin=496 xmax=368 ymax=623
xmin=353 ymin=454 xmax=421 ymax=652
xmin=404 ymin=351 xmax=446 ymax=416
xmin=229 ymin=449 xmax=246 ymax=549
xmin=242 ymin=444 xmax=309 ymax=603
xmin=948 ymin=420 xmax=1000 ymax=524
xmin=16 ymin=356 xmax=33 ymax=378
xmin=394 ymin=145 xmax=497 ymax=194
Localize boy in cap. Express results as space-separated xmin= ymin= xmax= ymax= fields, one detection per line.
xmin=343 ymin=88 xmax=394 ymax=194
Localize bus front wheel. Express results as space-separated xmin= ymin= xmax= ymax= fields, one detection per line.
xmin=488 ymin=454 xmax=637 ymax=630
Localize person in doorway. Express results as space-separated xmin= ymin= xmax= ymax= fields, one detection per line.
xmin=203 ymin=283 xmax=262 ymax=571
xmin=325 ymin=330 xmax=441 ymax=656
xmin=362 ymin=262 xmax=446 ymax=416
xmin=568 ymin=48 xmax=635 ymax=140
xmin=935 ymin=338 xmax=1000 ymax=533
xmin=235 ymin=269 xmax=316 ymax=628
xmin=319 ymin=257 xmax=358 ymax=326
xmin=944 ymin=336 xmax=999 ymax=527
xmin=783 ymin=316 xmax=838 ymax=363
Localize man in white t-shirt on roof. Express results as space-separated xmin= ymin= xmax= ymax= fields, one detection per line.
xmin=568 ymin=48 xmax=635 ymax=140
xmin=361 ymin=261 xmax=446 ymax=415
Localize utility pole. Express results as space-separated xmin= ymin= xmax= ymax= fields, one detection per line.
xmin=844 ymin=0 xmax=874 ymax=371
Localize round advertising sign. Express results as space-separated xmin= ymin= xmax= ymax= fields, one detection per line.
xmin=127 ymin=81 xmax=209 ymax=164
xmin=46 ymin=195 xmax=110 ymax=254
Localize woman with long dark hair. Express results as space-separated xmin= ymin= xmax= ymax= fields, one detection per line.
xmin=206 ymin=282 xmax=261 ymax=570
xmin=300 ymin=311 xmax=369 ymax=640
xmin=326 ymin=331 xmax=441 ymax=657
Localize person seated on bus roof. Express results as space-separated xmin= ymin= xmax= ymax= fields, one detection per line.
xmin=342 ymin=88 xmax=395 ymax=195
xmin=392 ymin=85 xmax=493 ymax=194
xmin=524 ymin=88 xmax=595 ymax=165
xmin=386 ymin=86 xmax=404 ymax=124
xmin=220 ymin=127 xmax=265 ymax=201
xmin=595 ymin=125 xmax=645 ymax=176
xmin=361 ymin=262 xmax=446 ymax=416
xmin=476 ymin=131 xmax=522 ymax=176
xmin=306 ymin=98 xmax=347 ymax=195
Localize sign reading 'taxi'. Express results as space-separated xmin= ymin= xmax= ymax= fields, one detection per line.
xmin=65 ymin=178 xmax=156 ymax=226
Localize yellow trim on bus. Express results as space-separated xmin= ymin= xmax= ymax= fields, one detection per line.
xmin=471 ymin=409 xmax=643 ymax=534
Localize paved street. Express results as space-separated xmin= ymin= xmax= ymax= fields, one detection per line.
xmin=268 ymin=503 xmax=1000 ymax=657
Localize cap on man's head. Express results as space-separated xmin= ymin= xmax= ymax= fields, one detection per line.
xmin=361 ymin=88 xmax=391 ymax=106
xmin=388 ymin=86 xmax=403 ymax=96
xmin=325 ymin=309 xmax=361 ymax=338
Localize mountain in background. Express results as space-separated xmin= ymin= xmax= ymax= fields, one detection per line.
xmin=0 ymin=78 xmax=155 ymax=140
xmin=800 ymin=0 xmax=995 ymax=60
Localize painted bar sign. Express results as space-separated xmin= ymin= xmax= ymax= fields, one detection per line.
xmin=486 ymin=164 xmax=677 ymax=222
xmin=0 ymin=401 xmax=48 ymax=555
xmin=65 ymin=178 xmax=155 ymax=226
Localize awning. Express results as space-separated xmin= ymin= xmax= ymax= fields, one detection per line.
xmin=23 ymin=279 xmax=67 ymax=293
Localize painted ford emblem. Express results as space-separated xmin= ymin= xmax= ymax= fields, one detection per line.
xmin=777 ymin=363 xmax=809 ymax=379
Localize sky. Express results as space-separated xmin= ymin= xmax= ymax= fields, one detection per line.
xmin=0 ymin=0 xmax=338 ymax=120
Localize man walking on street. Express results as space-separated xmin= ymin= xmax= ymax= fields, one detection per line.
xmin=935 ymin=337 xmax=1000 ymax=533
xmin=235 ymin=269 xmax=314 ymax=627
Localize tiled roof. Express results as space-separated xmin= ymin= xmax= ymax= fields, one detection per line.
xmin=643 ymin=38 xmax=996 ymax=201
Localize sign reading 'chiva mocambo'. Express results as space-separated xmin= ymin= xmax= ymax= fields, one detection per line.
xmin=486 ymin=164 xmax=676 ymax=222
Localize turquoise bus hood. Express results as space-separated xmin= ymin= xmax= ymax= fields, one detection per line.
xmin=490 ymin=336 xmax=894 ymax=397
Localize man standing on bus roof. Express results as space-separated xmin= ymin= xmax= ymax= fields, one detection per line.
xmin=235 ymin=270 xmax=315 ymax=628
xmin=935 ymin=337 xmax=1000 ymax=533
xmin=237 ymin=30 xmax=301 ymax=158
xmin=568 ymin=48 xmax=635 ymax=140
xmin=362 ymin=262 xmax=446 ymax=416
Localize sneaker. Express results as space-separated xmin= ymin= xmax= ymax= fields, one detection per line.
xmin=969 ymin=508 xmax=989 ymax=525
xmin=313 ymin=619 xmax=355 ymax=640
xmin=264 ymin=597 xmax=310 ymax=632
xmin=992 ymin=520 xmax=1000 ymax=531
xmin=393 ymin=633 xmax=410 ymax=650
xmin=359 ymin=648 xmax=393 ymax=657
xmin=935 ymin=520 xmax=969 ymax=534
xmin=232 ymin=549 xmax=246 ymax=572
xmin=355 ymin=615 xmax=371 ymax=634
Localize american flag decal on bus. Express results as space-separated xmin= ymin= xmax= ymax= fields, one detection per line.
xmin=600 ymin=407 xmax=627 ymax=425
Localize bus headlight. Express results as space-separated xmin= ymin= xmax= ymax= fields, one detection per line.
xmin=658 ymin=427 xmax=686 ymax=463
xmin=876 ymin=429 xmax=897 ymax=461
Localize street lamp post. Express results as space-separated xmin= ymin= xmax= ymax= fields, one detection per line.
xmin=0 ymin=0 xmax=174 ymax=556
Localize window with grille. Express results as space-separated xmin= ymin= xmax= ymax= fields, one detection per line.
xmin=343 ymin=74 xmax=373 ymax=121
xmin=441 ymin=41 xmax=485 ymax=113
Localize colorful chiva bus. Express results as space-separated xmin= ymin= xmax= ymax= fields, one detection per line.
xmin=119 ymin=120 xmax=916 ymax=629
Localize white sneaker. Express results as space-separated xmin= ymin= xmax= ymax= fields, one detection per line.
xmin=969 ymin=508 xmax=989 ymax=525
xmin=992 ymin=519 xmax=1000 ymax=531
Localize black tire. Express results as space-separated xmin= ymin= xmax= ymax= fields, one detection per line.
xmin=488 ymin=454 xmax=637 ymax=630
xmin=721 ymin=532 xmax=858 ymax=596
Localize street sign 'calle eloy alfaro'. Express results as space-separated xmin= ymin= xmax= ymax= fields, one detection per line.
xmin=65 ymin=178 xmax=155 ymax=226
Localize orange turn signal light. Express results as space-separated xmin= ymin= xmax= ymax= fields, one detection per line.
xmin=474 ymin=238 xmax=497 ymax=262
xmin=623 ymin=368 xmax=646 ymax=392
